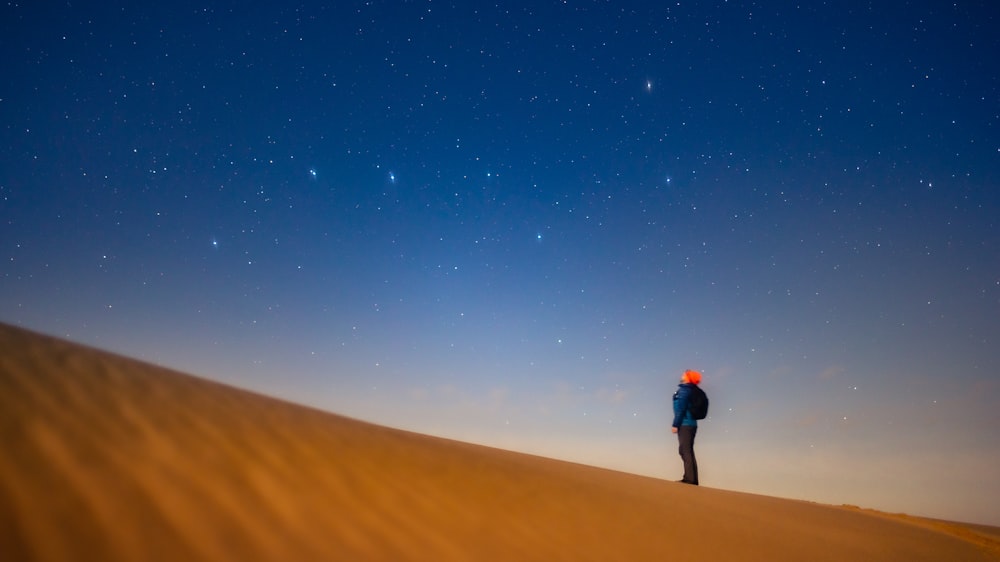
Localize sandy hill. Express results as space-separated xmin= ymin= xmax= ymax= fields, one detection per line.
xmin=1 ymin=323 xmax=997 ymax=561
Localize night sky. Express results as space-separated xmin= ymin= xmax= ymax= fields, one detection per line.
xmin=3 ymin=2 xmax=999 ymax=525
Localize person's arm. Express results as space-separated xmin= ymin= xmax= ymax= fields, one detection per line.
xmin=671 ymin=386 xmax=690 ymax=429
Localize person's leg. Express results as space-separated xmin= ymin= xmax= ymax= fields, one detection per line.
xmin=678 ymin=426 xmax=699 ymax=485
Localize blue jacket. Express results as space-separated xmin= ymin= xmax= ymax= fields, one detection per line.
xmin=672 ymin=383 xmax=699 ymax=428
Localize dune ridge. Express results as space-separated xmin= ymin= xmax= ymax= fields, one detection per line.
xmin=1 ymin=323 xmax=997 ymax=561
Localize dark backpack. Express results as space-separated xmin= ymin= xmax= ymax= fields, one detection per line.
xmin=687 ymin=385 xmax=709 ymax=420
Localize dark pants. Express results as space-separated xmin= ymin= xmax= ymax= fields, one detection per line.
xmin=677 ymin=425 xmax=698 ymax=485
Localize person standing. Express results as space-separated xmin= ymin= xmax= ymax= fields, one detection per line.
xmin=672 ymin=369 xmax=703 ymax=485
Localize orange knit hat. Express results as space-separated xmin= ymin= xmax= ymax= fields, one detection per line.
xmin=683 ymin=369 xmax=702 ymax=385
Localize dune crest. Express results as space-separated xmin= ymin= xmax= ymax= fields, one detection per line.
xmin=1 ymin=323 xmax=996 ymax=561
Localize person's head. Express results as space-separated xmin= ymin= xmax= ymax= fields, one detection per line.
xmin=681 ymin=369 xmax=702 ymax=385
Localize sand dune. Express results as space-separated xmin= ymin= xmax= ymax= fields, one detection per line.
xmin=1 ymin=323 xmax=997 ymax=561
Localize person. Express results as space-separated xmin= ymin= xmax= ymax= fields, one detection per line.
xmin=671 ymin=369 xmax=702 ymax=485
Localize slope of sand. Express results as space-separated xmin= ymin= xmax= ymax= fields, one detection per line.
xmin=1 ymin=324 xmax=997 ymax=561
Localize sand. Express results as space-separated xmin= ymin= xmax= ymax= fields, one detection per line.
xmin=1 ymin=323 xmax=997 ymax=561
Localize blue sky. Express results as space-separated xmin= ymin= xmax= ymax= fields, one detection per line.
xmin=2 ymin=1 xmax=998 ymax=525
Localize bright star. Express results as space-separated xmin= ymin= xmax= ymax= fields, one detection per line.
xmin=309 ymin=168 xmax=317 ymax=178
xmin=388 ymin=172 xmax=396 ymax=184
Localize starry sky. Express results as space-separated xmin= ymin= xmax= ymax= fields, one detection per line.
xmin=2 ymin=1 xmax=999 ymax=525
